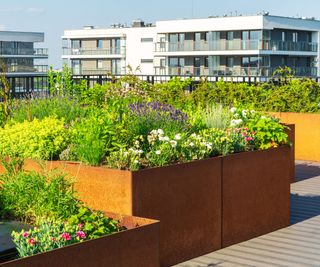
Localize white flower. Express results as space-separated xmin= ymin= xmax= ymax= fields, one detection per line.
xmin=189 ymin=142 xmax=195 ymax=147
xmin=230 ymin=119 xmax=243 ymax=127
xmin=174 ymin=134 xmax=181 ymax=140
xmin=137 ymin=150 xmax=143 ymax=154
xmin=123 ymin=152 xmax=128 ymax=157
xmin=206 ymin=144 xmax=212 ymax=150
xmin=159 ymin=136 xmax=164 ymax=141
xmin=250 ymin=110 xmax=255 ymax=115
xmin=155 ymin=150 xmax=161 ymax=155
xmin=134 ymin=140 xmax=140 ymax=147
xmin=163 ymin=136 xmax=170 ymax=142
xmin=133 ymin=160 xmax=139 ymax=164
xmin=191 ymin=133 xmax=197 ymax=138
xmin=128 ymin=148 xmax=134 ymax=153
xmin=261 ymin=115 xmax=266 ymax=119
xmin=157 ymin=129 xmax=164 ymax=135
xmin=242 ymin=110 xmax=247 ymax=117
xmin=170 ymin=140 xmax=177 ymax=147
xmin=230 ymin=107 xmax=237 ymax=113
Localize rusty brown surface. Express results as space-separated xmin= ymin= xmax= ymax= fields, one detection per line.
xmin=24 ymin=160 xmax=134 ymax=216
xmin=222 ymin=146 xmax=291 ymax=248
xmin=131 ymin=157 xmax=222 ymax=267
xmin=284 ymin=124 xmax=296 ymax=183
xmin=1 ymin=215 xmax=160 ymax=267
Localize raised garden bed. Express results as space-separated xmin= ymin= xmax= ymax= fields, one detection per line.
xmin=272 ymin=112 xmax=320 ymax=162
xmin=0 ymin=214 xmax=159 ymax=267
xmin=5 ymin=145 xmax=292 ymax=266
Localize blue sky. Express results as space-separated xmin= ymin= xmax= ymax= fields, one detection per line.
xmin=2 ymin=0 xmax=318 ymax=68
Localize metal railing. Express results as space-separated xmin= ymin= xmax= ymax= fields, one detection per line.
xmin=2 ymin=72 xmax=320 ymax=99
xmin=0 ymin=48 xmax=48 ymax=56
xmin=62 ymin=47 xmax=125 ymax=56
xmin=155 ymin=40 xmax=318 ymax=52
xmin=155 ymin=66 xmax=318 ymax=77
xmin=7 ymin=65 xmax=48 ymax=73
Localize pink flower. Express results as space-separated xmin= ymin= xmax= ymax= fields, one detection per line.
xmin=28 ymin=238 xmax=36 ymax=246
xmin=252 ymin=131 xmax=256 ymax=135
xmin=23 ymin=232 xmax=29 ymax=238
xmin=246 ymin=137 xmax=253 ymax=142
xmin=242 ymin=132 xmax=247 ymax=137
xmin=77 ymin=223 xmax=84 ymax=230
xmin=61 ymin=232 xmax=71 ymax=241
xmin=76 ymin=231 xmax=86 ymax=239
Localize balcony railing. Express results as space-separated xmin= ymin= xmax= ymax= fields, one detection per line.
xmin=63 ymin=47 xmax=125 ymax=56
xmin=0 ymin=48 xmax=48 ymax=56
xmin=155 ymin=40 xmax=318 ymax=53
xmin=7 ymin=65 xmax=48 ymax=73
xmin=155 ymin=66 xmax=317 ymax=77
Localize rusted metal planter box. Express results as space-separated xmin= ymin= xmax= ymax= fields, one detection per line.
xmin=0 ymin=215 xmax=160 ymax=267
xmin=271 ymin=112 xmax=320 ymax=162
xmin=20 ymin=157 xmax=222 ymax=267
xmin=222 ymin=146 xmax=291 ymax=247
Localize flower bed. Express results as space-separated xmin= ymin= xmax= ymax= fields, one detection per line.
xmin=1 ymin=214 xmax=160 ymax=267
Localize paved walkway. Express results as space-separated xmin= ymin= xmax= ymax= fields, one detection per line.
xmin=174 ymin=161 xmax=320 ymax=267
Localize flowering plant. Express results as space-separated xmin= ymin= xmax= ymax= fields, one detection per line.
xmin=230 ymin=107 xmax=288 ymax=149
xmin=11 ymin=221 xmax=87 ymax=258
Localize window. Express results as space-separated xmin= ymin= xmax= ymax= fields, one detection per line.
xmin=97 ymin=40 xmax=103 ymax=49
xmin=97 ymin=60 xmax=103 ymax=69
xmin=227 ymin=32 xmax=234 ymax=41
xmin=141 ymin=38 xmax=153 ymax=42
xmin=226 ymin=57 xmax=234 ymax=68
xmin=293 ymin=32 xmax=298 ymax=42
xmin=71 ymin=40 xmax=81 ymax=49
xmin=141 ymin=59 xmax=153 ymax=63
xmin=282 ymin=31 xmax=286 ymax=42
xmin=160 ymin=58 xmax=166 ymax=67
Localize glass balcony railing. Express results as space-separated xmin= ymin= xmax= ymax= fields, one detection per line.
xmin=7 ymin=65 xmax=48 ymax=73
xmin=0 ymin=48 xmax=48 ymax=56
xmin=63 ymin=47 xmax=124 ymax=56
xmin=155 ymin=40 xmax=318 ymax=52
xmin=155 ymin=66 xmax=317 ymax=77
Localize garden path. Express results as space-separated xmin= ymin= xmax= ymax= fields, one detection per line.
xmin=173 ymin=161 xmax=320 ymax=267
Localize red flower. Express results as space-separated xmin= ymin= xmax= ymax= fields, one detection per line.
xmin=23 ymin=232 xmax=29 ymax=238
xmin=246 ymin=137 xmax=253 ymax=142
xmin=61 ymin=232 xmax=71 ymax=241
xmin=28 ymin=238 xmax=36 ymax=246
xmin=76 ymin=231 xmax=86 ymax=239
xmin=77 ymin=223 xmax=84 ymax=230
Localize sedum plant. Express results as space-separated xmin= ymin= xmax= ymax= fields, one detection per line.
xmin=0 ymin=117 xmax=69 ymax=160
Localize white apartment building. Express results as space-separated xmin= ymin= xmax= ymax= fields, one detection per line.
xmin=62 ymin=14 xmax=320 ymax=77
xmin=0 ymin=31 xmax=48 ymax=74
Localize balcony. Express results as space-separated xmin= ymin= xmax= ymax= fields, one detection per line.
xmin=7 ymin=65 xmax=48 ymax=73
xmin=63 ymin=47 xmax=124 ymax=56
xmin=155 ymin=40 xmax=318 ymax=53
xmin=155 ymin=66 xmax=317 ymax=77
xmin=0 ymin=48 xmax=48 ymax=56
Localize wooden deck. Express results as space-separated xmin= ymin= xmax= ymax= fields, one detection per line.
xmin=173 ymin=161 xmax=320 ymax=267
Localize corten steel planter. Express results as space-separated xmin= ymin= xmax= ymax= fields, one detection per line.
xmin=15 ymin=157 xmax=222 ymax=267
xmin=284 ymin=124 xmax=295 ymax=183
xmin=221 ymin=145 xmax=291 ymax=247
xmin=0 ymin=214 xmax=160 ymax=267
xmin=271 ymin=112 xmax=320 ymax=162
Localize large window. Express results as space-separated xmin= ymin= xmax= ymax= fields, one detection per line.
xmin=97 ymin=40 xmax=103 ymax=49
xmin=71 ymin=40 xmax=81 ymax=49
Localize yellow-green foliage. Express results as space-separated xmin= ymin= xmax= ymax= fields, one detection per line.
xmin=0 ymin=117 xmax=69 ymax=160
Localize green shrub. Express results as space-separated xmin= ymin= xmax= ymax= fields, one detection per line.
xmin=200 ymin=104 xmax=231 ymax=130
xmin=0 ymin=117 xmax=70 ymax=160
xmin=0 ymin=167 xmax=80 ymax=224
xmin=70 ymin=110 xmax=125 ymax=165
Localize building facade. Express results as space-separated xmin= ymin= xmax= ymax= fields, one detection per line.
xmin=62 ymin=14 xmax=320 ymax=77
xmin=0 ymin=31 xmax=48 ymax=74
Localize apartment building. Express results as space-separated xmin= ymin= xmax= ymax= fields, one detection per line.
xmin=0 ymin=31 xmax=48 ymax=74
xmin=62 ymin=14 xmax=320 ymax=77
